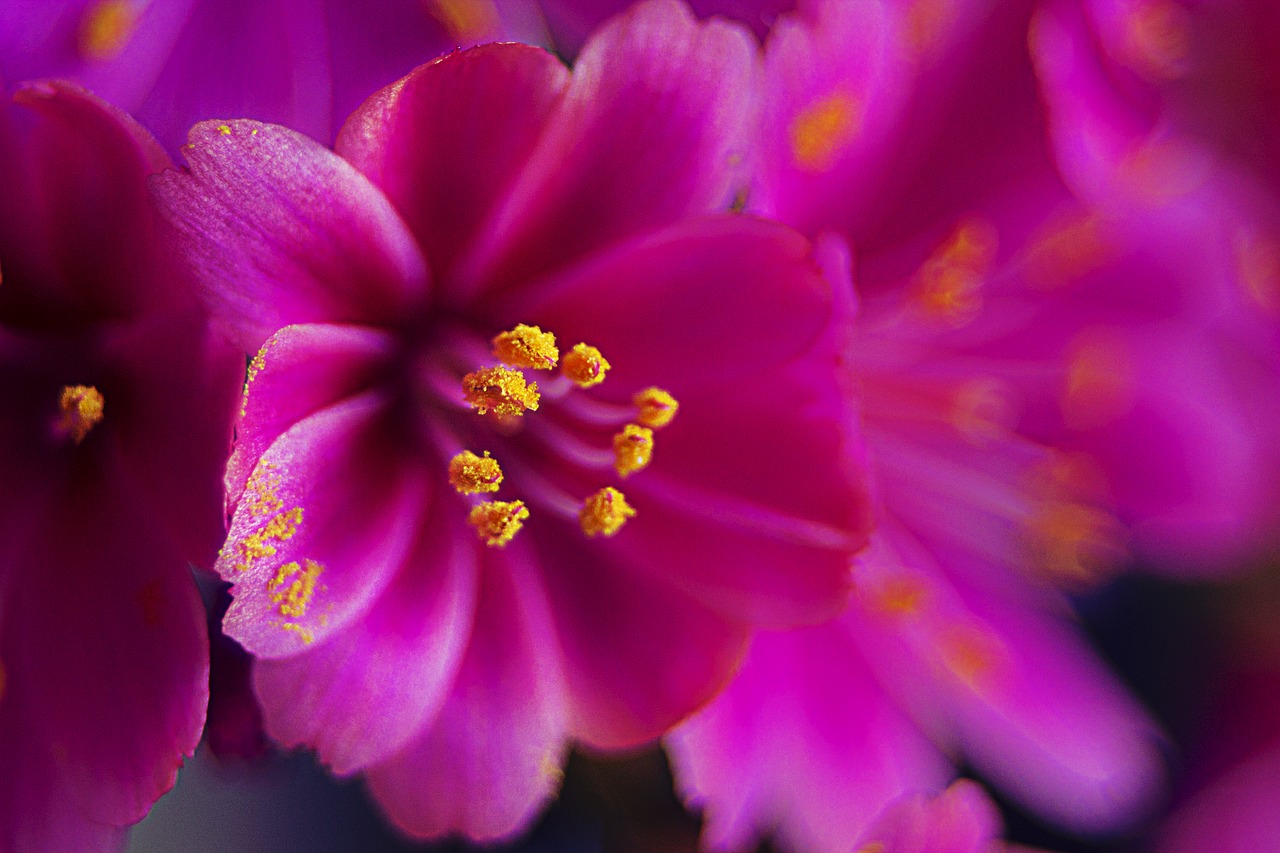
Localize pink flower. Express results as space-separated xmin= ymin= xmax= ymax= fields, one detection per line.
xmin=0 ymin=81 xmax=238 ymax=851
xmin=667 ymin=0 xmax=1278 ymax=848
xmin=153 ymin=0 xmax=872 ymax=842
xmin=0 ymin=0 xmax=549 ymax=152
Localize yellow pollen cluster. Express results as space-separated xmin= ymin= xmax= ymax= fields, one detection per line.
xmin=462 ymin=366 xmax=540 ymax=416
xmin=633 ymin=387 xmax=679 ymax=429
xmin=56 ymin=385 xmax=105 ymax=444
xmin=561 ymin=343 xmax=610 ymax=387
xmin=612 ymin=425 xmax=654 ymax=478
xmin=243 ymin=464 xmax=286 ymax=518
xmin=789 ymin=92 xmax=862 ymax=172
xmin=448 ymin=450 xmax=503 ymax=494
xmin=468 ymin=500 xmax=529 ymax=547
xmin=78 ymin=0 xmax=138 ymax=60
xmin=492 ymin=324 xmax=559 ymax=370
xmin=232 ymin=507 xmax=303 ymax=572
xmin=579 ymin=487 xmax=636 ymax=537
xmin=915 ymin=219 xmax=998 ymax=325
xmin=267 ymin=558 xmax=324 ymax=619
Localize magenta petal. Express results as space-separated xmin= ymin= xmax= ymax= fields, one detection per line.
xmin=854 ymin=780 xmax=1004 ymax=852
xmin=855 ymin=531 xmax=1164 ymax=834
xmin=152 ymin=120 xmax=429 ymax=351
xmin=217 ymin=392 xmax=426 ymax=657
xmin=532 ymin=525 xmax=749 ymax=750
xmin=0 ymin=460 xmax=207 ymax=846
xmin=458 ymin=0 xmax=759 ymax=292
xmin=506 ymin=216 xmax=833 ymax=386
xmin=0 ymin=80 xmax=171 ymax=326
xmin=253 ymin=502 xmax=477 ymax=775
xmin=365 ymin=549 xmax=568 ymax=843
xmin=336 ymin=42 xmax=570 ymax=289
xmin=668 ymin=626 xmax=952 ymax=853
xmin=224 ymin=323 xmax=398 ymax=509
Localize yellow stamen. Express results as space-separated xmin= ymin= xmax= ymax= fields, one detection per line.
xmin=1234 ymin=228 xmax=1280 ymax=315
xmin=462 ymin=366 xmax=540 ymax=416
xmin=448 ymin=450 xmax=504 ymax=494
xmin=78 ymin=0 xmax=139 ymax=61
xmin=789 ymin=92 xmax=862 ymax=172
xmin=633 ymin=387 xmax=679 ymax=429
xmin=940 ymin=625 xmax=1004 ymax=690
xmin=425 ymin=0 xmax=502 ymax=41
xmin=905 ymin=0 xmax=956 ymax=55
xmin=492 ymin=324 xmax=559 ymax=370
xmin=612 ymin=424 xmax=654 ymax=478
xmin=267 ymin=558 xmax=324 ymax=619
xmin=865 ymin=576 xmax=928 ymax=617
xmin=468 ymin=500 xmax=529 ymax=547
xmin=1024 ymin=212 xmax=1113 ymax=288
xmin=56 ymin=385 xmax=105 ymax=444
xmin=579 ymin=487 xmax=635 ymax=537
xmin=1125 ymin=0 xmax=1192 ymax=80
xmin=1028 ymin=501 xmax=1127 ymax=586
xmin=1061 ymin=330 xmax=1134 ymax=429
xmin=914 ymin=218 xmax=998 ymax=325
xmin=561 ymin=343 xmax=610 ymax=388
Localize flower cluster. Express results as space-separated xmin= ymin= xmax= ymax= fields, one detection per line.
xmin=1 ymin=0 xmax=1277 ymax=851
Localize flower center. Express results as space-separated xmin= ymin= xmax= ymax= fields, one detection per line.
xmin=54 ymin=384 xmax=105 ymax=444
xmin=444 ymin=323 xmax=679 ymax=547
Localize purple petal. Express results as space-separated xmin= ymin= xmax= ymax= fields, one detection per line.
xmin=0 ymin=456 xmax=207 ymax=847
xmin=0 ymin=80 xmax=171 ymax=327
xmin=224 ymin=323 xmax=398 ymax=511
xmin=253 ymin=502 xmax=477 ymax=775
xmin=365 ymin=548 xmax=568 ymax=843
xmin=455 ymin=0 xmax=759 ymax=293
xmin=532 ymin=524 xmax=749 ymax=750
xmin=217 ymin=392 xmax=427 ymax=657
xmin=668 ymin=626 xmax=952 ymax=852
xmin=152 ymin=119 xmax=429 ymax=351
xmin=336 ymin=43 xmax=569 ymax=289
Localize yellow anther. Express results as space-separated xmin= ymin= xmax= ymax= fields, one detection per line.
xmin=492 ymin=324 xmax=560 ymax=370
xmin=612 ymin=424 xmax=654 ymax=478
xmin=462 ymin=366 xmax=540 ymax=416
xmin=905 ymin=0 xmax=956 ymax=55
xmin=56 ymin=385 xmax=105 ymax=444
xmin=1024 ymin=212 xmax=1112 ymax=288
xmin=1235 ymin=228 xmax=1280 ymax=315
xmin=579 ymin=487 xmax=636 ymax=538
xmin=1125 ymin=0 xmax=1192 ymax=80
xmin=448 ymin=450 xmax=504 ymax=494
xmin=633 ymin=387 xmax=679 ymax=429
xmin=426 ymin=0 xmax=502 ymax=40
xmin=1062 ymin=331 xmax=1134 ymax=429
xmin=1028 ymin=501 xmax=1126 ymax=586
xmin=940 ymin=625 xmax=1003 ymax=690
xmin=468 ymin=500 xmax=529 ymax=547
xmin=914 ymin=219 xmax=998 ymax=325
xmin=789 ymin=92 xmax=862 ymax=172
xmin=267 ymin=558 xmax=324 ymax=619
xmin=561 ymin=343 xmax=610 ymax=387
xmin=78 ymin=0 xmax=138 ymax=60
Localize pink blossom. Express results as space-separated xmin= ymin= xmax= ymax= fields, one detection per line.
xmin=152 ymin=0 xmax=872 ymax=842
xmin=667 ymin=0 xmax=1278 ymax=848
xmin=0 ymin=0 xmax=548 ymax=152
xmin=0 ymin=81 xmax=239 ymax=852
